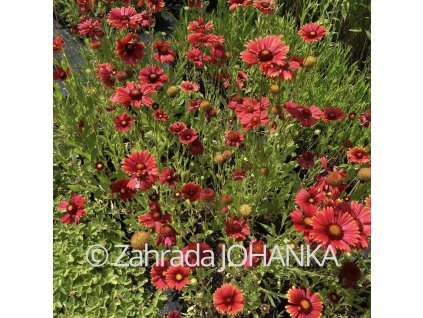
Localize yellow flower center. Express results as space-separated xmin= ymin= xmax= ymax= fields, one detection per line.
xmin=304 ymin=217 xmax=313 ymax=226
xmin=175 ymin=273 xmax=183 ymax=281
xmin=329 ymin=224 xmax=342 ymax=236
xmin=308 ymin=198 xmax=315 ymax=203
xmin=309 ymin=31 xmax=316 ymax=36
xmin=300 ymin=299 xmax=310 ymax=310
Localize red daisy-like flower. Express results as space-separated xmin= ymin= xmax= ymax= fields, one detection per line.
xmin=94 ymin=63 xmax=116 ymax=88
xmin=286 ymin=287 xmax=323 ymax=318
xmin=153 ymin=110 xmax=168 ymax=122
xmin=182 ymin=242 xmax=212 ymax=268
xmin=213 ymin=283 xmax=245 ymax=315
xmin=115 ymin=33 xmax=145 ymax=65
xmin=239 ymin=111 xmax=269 ymax=131
xmin=299 ymin=23 xmax=328 ymax=42
xmin=285 ymin=102 xmax=322 ymax=127
xmin=156 ymin=224 xmax=178 ymax=247
xmin=53 ymin=66 xmax=70 ymax=81
xmin=186 ymin=48 xmax=211 ymax=68
xmin=139 ymin=66 xmax=168 ymax=89
xmin=225 ymin=130 xmax=245 ymax=147
xmin=76 ymin=0 xmax=93 ymax=13
xmin=187 ymin=17 xmax=214 ymax=33
xmin=151 ymin=259 xmax=170 ymax=289
xmin=169 ymin=122 xmax=187 ymax=135
xmin=297 ymin=151 xmax=315 ymax=169
xmin=322 ymin=107 xmax=345 ymax=122
xmin=189 ymin=140 xmax=204 ymax=156
xmin=153 ymin=40 xmax=176 ymax=64
xmin=78 ymin=17 xmax=103 ymax=38
xmin=240 ymin=35 xmax=289 ymax=75
xmin=295 ymin=186 xmax=324 ymax=210
xmin=181 ymin=182 xmax=202 ymax=202
xmin=110 ymin=178 xmax=137 ymax=200
xmin=139 ymin=202 xmax=172 ymax=232
xmin=188 ymin=99 xmax=201 ymax=112
xmin=139 ymin=10 xmax=155 ymax=27
xmin=253 ymin=0 xmax=274 ymax=15
xmin=166 ymin=311 xmax=181 ymax=318
xmin=159 ymin=168 xmax=179 ymax=187
xmin=290 ymin=205 xmax=318 ymax=241
xmin=110 ymin=82 xmax=154 ymax=108
xmin=166 ymin=265 xmax=191 ymax=290
xmin=232 ymin=169 xmax=246 ymax=181
xmin=180 ymin=81 xmax=200 ymax=92
xmin=225 ymin=217 xmax=250 ymax=241
xmin=114 ymin=113 xmax=133 ymax=132
xmin=53 ymin=37 xmax=65 ymax=52
xmin=121 ymin=150 xmax=159 ymax=190
xmin=244 ymin=239 xmax=271 ymax=268
xmin=347 ymin=147 xmax=370 ymax=164
xmin=178 ymin=128 xmax=198 ymax=144
xmin=58 ymin=194 xmax=86 ymax=224
xmin=266 ymin=58 xmax=301 ymax=80
xmin=349 ymin=201 xmax=371 ymax=249
xmin=227 ymin=0 xmax=251 ymax=11
xmin=311 ymin=207 xmax=360 ymax=252
xmin=146 ymin=0 xmax=165 ymax=12
xmin=107 ymin=7 xmax=142 ymax=30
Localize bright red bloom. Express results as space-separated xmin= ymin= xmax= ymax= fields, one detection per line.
xmin=139 ymin=66 xmax=168 ymax=89
xmin=267 ymin=59 xmax=301 ymax=80
xmin=295 ymin=186 xmax=324 ymax=210
xmin=166 ymin=312 xmax=181 ymax=318
xmin=311 ymin=207 xmax=360 ymax=252
xmin=187 ymin=33 xmax=224 ymax=48
xmin=53 ymin=37 xmax=65 ymax=52
xmin=253 ymin=0 xmax=274 ymax=15
xmin=285 ymin=102 xmax=322 ymax=127
xmin=245 ymin=239 xmax=271 ymax=267
xmin=58 ymin=194 xmax=86 ymax=224
xmin=181 ymin=182 xmax=202 ymax=201
xmin=180 ymin=81 xmax=200 ymax=92
xmin=188 ymin=0 xmax=203 ymax=8
xmin=139 ymin=202 xmax=172 ymax=232
xmin=78 ymin=17 xmax=103 ymax=38
xmin=178 ymin=128 xmax=198 ymax=144
xmin=186 ymin=48 xmax=211 ymax=68
xmin=236 ymin=96 xmax=270 ymax=117
xmin=121 ymin=150 xmax=159 ymax=190
xmin=146 ymin=0 xmax=165 ymax=12
xmin=188 ymin=99 xmax=201 ymax=112
xmin=188 ymin=17 xmax=214 ymax=33
xmin=95 ymin=63 xmax=116 ymax=88
xmin=189 ymin=140 xmax=204 ymax=156
xmin=159 ymin=168 xmax=179 ymax=187
xmin=232 ymin=169 xmax=246 ymax=181
xmin=240 ymin=35 xmax=289 ymax=75
xmin=297 ymin=151 xmax=315 ymax=169
xmin=359 ymin=109 xmax=371 ymax=127
xmin=349 ymin=201 xmax=371 ymax=249
xmin=53 ymin=67 xmax=70 ymax=81
xmin=115 ymin=33 xmax=145 ymax=65
xmin=290 ymin=205 xmax=317 ymax=241
xmin=107 ymin=7 xmax=142 ymax=30
xmin=153 ymin=40 xmax=176 ymax=64
xmin=151 ymin=259 xmax=170 ymax=289
xmin=156 ymin=224 xmax=178 ymax=247
xmin=153 ymin=110 xmax=168 ymax=122
xmin=114 ymin=113 xmax=133 ymax=132
xmin=213 ymin=283 xmax=245 ymax=315
xmin=286 ymin=287 xmax=323 ymax=318
xmin=225 ymin=217 xmax=250 ymax=241
xmin=323 ymin=107 xmax=345 ymax=122
xmin=182 ymin=242 xmax=212 ymax=268
xmin=110 ymin=82 xmax=154 ymax=108
xmin=347 ymin=147 xmax=370 ymax=164
xmin=139 ymin=10 xmax=154 ymax=27
xmin=227 ymin=0 xmax=251 ymax=11
xmin=169 ymin=122 xmax=187 ymax=135
xmin=225 ymin=130 xmax=245 ymax=147
xmin=166 ymin=265 xmax=190 ymax=290
xmin=110 ymin=178 xmax=137 ymax=200
xmin=299 ymin=23 xmax=328 ymax=42
xmin=240 ymin=111 xmax=269 ymax=131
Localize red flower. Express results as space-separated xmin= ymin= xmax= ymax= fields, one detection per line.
xmin=359 ymin=109 xmax=371 ymax=127
xmin=299 ymin=23 xmax=328 ymax=42
xmin=182 ymin=242 xmax=212 ymax=268
xmin=166 ymin=311 xmax=181 ymax=318
xmin=139 ymin=66 xmax=168 ymax=89
xmin=178 ymin=128 xmax=198 ymax=144
xmin=253 ymin=0 xmax=274 ymax=15
xmin=227 ymin=0 xmax=251 ymax=11
xmin=153 ymin=40 xmax=176 ymax=64
xmin=153 ymin=110 xmax=168 ymax=122
xmin=110 ymin=178 xmax=137 ymax=200
xmin=290 ymin=205 xmax=318 ymax=241
xmin=347 ymin=147 xmax=370 ymax=164
xmin=76 ymin=0 xmax=93 ymax=13
xmin=53 ymin=37 xmax=65 ymax=52
xmin=349 ymin=201 xmax=371 ymax=249
xmin=114 ymin=113 xmax=133 ymax=132
xmin=213 ymin=283 xmax=245 ymax=315
xmin=286 ymin=287 xmax=322 ymax=318
xmin=188 ymin=99 xmax=201 ymax=112
xmin=151 ymin=259 xmax=170 ymax=289
xmin=169 ymin=122 xmax=187 ymax=135
xmin=311 ymin=207 xmax=360 ymax=252
xmin=188 ymin=0 xmax=203 ymax=8
xmin=110 ymin=82 xmax=154 ymax=108
xmin=181 ymin=182 xmax=202 ymax=201
xmin=189 ymin=140 xmax=204 ymax=156
xmin=232 ymin=169 xmax=246 ymax=181
xmin=95 ymin=63 xmax=116 ymax=88
xmin=245 ymin=239 xmax=271 ymax=267
xmin=166 ymin=265 xmax=190 ymax=290
xmin=225 ymin=217 xmax=250 ymax=241
xmin=240 ymin=111 xmax=269 ymax=131
xmin=187 ymin=17 xmax=214 ymax=33
xmin=225 ymin=131 xmax=245 ymax=147
xmin=139 ymin=202 xmax=172 ymax=232
xmin=78 ymin=17 xmax=103 ymax=38
xmin=107 ymin=7 xmax=142 ymax=30
xmin=186 ymin=48 xmax=211 ymax=68
xmin=159 ymin=169 xmax=179 ymax=187
xmin=297 ymin=151 xmax=315 ymax=169
xmin=295 ymin=186 xmax=324 ymax=210
xmin=156 ymin=224 xmax=178 ymax=247
xmin=58 ymin=194 xmax=86 ymax=224
xmin=323 ymin=107 xmax=345 ymax=122
xmin=115 ymin=33 xmax=145 ymax=65
xmin=146 ymin=0 xmax=165 ymax=12
xmin=285 ymin=102 xmax=322 ymax=127
xmin=240 ymin=35 xmax=289 ymax=75
xmin=180 ymin=81 xmax=200 ymax=92
xmin=266 ymin=58 xmax=301 ymax=80
xmin=53 ymin=67 xmax=70 ymax=81
xmin=139 ymin=10 xmax=155 ymax=27
xmin=121 ymin=150 xmax=159 ymax=190
xmin=200 ymin=188 xmax=216 ymax=202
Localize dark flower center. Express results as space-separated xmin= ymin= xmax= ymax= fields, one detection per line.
xmin=158 ymin=46 xmax=168 ymax=54
xmin=160 ymin=225 xmax=174 ymax=236
xmin=250 ymin=116 xmax=260 ymax=125
xmin=300 ymin=108 xmax=312 ymax=118
xmin=120 ymin=16 xmax=130 ymax=23
xmin=67 ymin=203 xmax=77 ymax=213
xmin=148 ymin=73 xmax=158 ymax=82
xmin=258 ymin=49 xmax=273 ymax=62
xmin=121 ymin=120 xmax=127 ymax=126
xmin=129 ymin=88 xmax=142 ymax=99
xmin=125 ymin=43 xmax=135 ymax=52
xmin=232 ymin=223 xmax=242 ymax=232
xmin=224 ymin=296 xmax=234 ymax=305
xmin=185 ymin=134 xmax=192 ymax=140
xmin=355 ymin=151 xmax=363 ymax=159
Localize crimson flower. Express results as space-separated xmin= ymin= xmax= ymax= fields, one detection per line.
xmin=181 ymin=182 xmax=202 ymax=201
xmin=225 ymin=217 xmax=250 ymax=241
xmin=114 ymin=113 xmax=133 ymax=132
xmin=110 ymin=82 xmax=154 ymax=108
xmin=151 ymin=259 xmax=170 ymax=289
xmin=53 ymin=37 xmax=65 ymax=52
xmin=115 ymin=33 xmax=145 ymax=65
xmin=286 ymin=287 xmax=323 ymax=318
xmin=178 ymin=128 xmax=198 ymax=144
xmin=347 ymin=147 xmax=370 ymax=164
xmin=138 ymin=202 xmax=171 ymax=232
xmin=159 ymin=169 xmax=179 ymax=187
xmin=107 ymin=7 xmax=142 ymax=30
xmin=153 ymin=40 xmax=176 ymax=64
xmin=94 ymin=63 xmax=116 ymax=88
xmin=299 ymin=23 xmax=328 ymax=42
xmin=213 ymin=283 xmax=245 ymax=315
xmin=121 ymin=150 xmax=159 ymax=190
xmin=166 ymin=265 xmax=190 ymax=290
xmin=58 ymin=194 xmax=86 ymax=224
xmin=110 ymin=178 xmax=137 ymax=200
